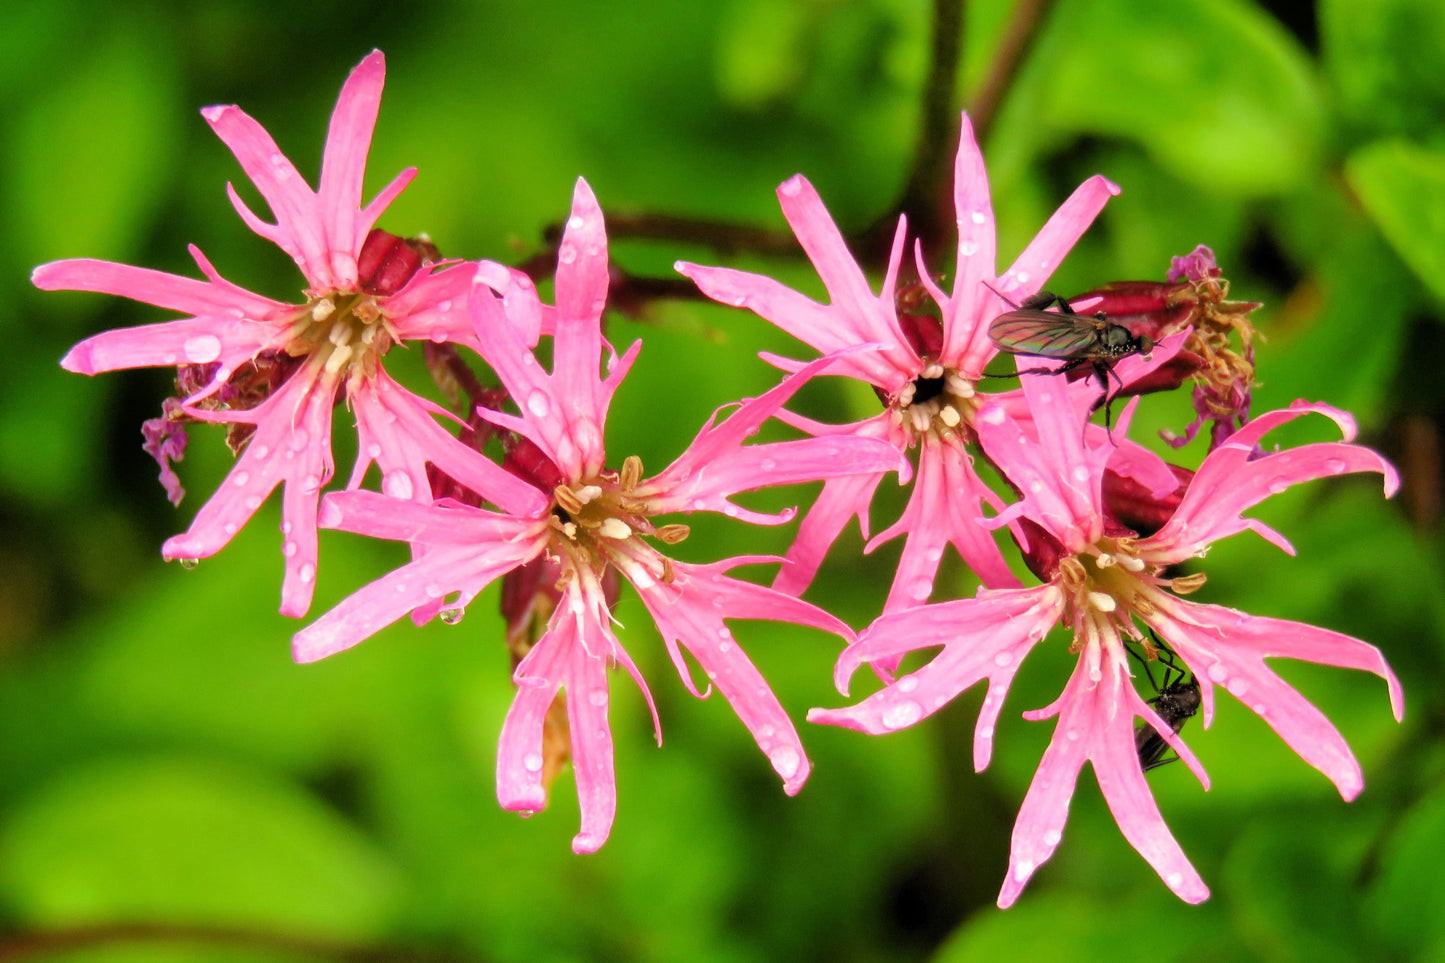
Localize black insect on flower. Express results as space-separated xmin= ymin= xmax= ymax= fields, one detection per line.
xmin=1129 ymin=634 xmax=1202 ymax=772
xmin=987 ymin=288 xmax=1154 ymax=429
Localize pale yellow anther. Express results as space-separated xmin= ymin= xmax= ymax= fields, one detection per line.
xmin=1095 ymin=552 xmax=1117 ymax=568
xmin=1171 ymin=572 xmax=1208 ymax=595
xmin=620 ymin=455 xmax=643 ymax=490
xmin=946 ymin=372 xmax=976 ymax=398
xmin=1087 ymin=591 xmax=1117 ymax=612
xmin=312 ymin=298 xmax=336 ymax=321
xmin=655 ymin=523 xmax=690 ymax=544
xmin=1119 ymin=555 xmax=1146 ymax=572
xmin=328 ymin=319 xmax=354 ymax=347
xmin=897 ymin=383 xmax=917 ymax=406
xmin=921 ymin=362 xmax=944 ymax=379
xmin=910 ymin=408 xmax=931 ymax=433
xmin=938 ymin=405 xmax=961 ymax=427
xmin=574 ymin=485 xmax=603 ymax=505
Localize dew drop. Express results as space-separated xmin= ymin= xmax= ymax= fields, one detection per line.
xmin=960 ymin=241 xmax=978 ymax=257
xmin=1071 ymin=466 xmax=1089 ymax=482
xmin=1267 ymin=477 xmax=1291 ymax=495
xmin=1253 ymin=703 xmax=1268 ymax=716
xmin=1043 ymin=830 xmax=1062 ymax=847
xmin=441 ymin=607 xmax=466 ymax=625
xmin=1065 ymin=728 xmax=1081 ymax=742
xmin=897 ymin=675 xmax=919 ymax=694
xmin=567 ymin=215 xmax=585 ymax=231
xmin=298 ymin=562 xmax=316 ymax=584
xmin=1013 ymin=860 xmax=1035 ymax=882
xmin=283 ymin=540 xmax=298 ymax=557
xmin=1165 ymin=872 xmax=1184 ymax=888
xmin=1206 ymin=663 xmax=1228 ymax=684
xmin=243 ymin=496 xmax=261 ymax=511
xmin=779 ymin=178 xmax=803 ymax=197
xmin=523 ymin=752 xmax=544 ymax=773
xmin=1227 ymin=678 xmax=1249 ymax=697
xmin=723 ymin=504 xmax=740 ymax=518
xmin=233 ymin=471 xmax=251 ymax=487
xmin=183 ymin=334 xmax=223 ymax=364
xmin=588 ymin=689 xmax=608 ymax=707
xmin=977 ymin=724 xmax=994 ymax=739
xmin=251 ymin=444 xmax=270 ymax=460
xmin=558 ymin=244 xmax=578 ymax=265
xmin=760 ymin=459 xmax=776 ymax=472
xmin=223 ymin=523 xmax=237 ymax=535
xmin=719 ymin=641 xmax=733 ymax=654
xmin=424 ymin=583 xmax=443 ymax=598
xmin=1016 ymin=271 xmax=1031 ymax=284
xmin=526 ymin=391 xmax=552 ymax=417
xmin=382 ymin=470 xmax=415 ymax=500
xmin=881 ymin=700 xmax=923 ymax=730
xmin=1325 ymin=458 xmax=1348 ymax=474
xmin=289 ymin=428 xmax=311 ymax=451
xmin=437 ymin=299 xmax=453 ymax=312
xmin=909 ymin=579 xmax=931 ymax=601
xmin=769 ymin=745 xmax=801 ymax=779
xmin=177 ymin=558 xmax=199 ymax=570
xmin=970 ymin=210 xmax=987 ymax=225
xmin=718 ymin=626 xmax=733 ymax=640
xmin=994 ymin=650 xmax=1013 ymax=667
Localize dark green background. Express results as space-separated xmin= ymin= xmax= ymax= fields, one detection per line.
xmin=5 ymin=0 xmax=1444 ymax=960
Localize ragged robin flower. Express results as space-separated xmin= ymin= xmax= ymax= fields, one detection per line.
xmin=810 ymin=357 xmax=1403 ymax=906
xmin=677 ymin=112 xmax=1124 ymax=618
xmin=292 ymin=179 xmax=904 ymax=851
xmin=33 ymin=50 xmax=542 ymax=616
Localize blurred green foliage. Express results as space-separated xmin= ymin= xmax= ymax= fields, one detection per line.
xmin=3 ymin=0 xmax=1443 ymax=960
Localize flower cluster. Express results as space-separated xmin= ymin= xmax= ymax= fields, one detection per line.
xmin=38 ymin=51 xmax=1402 ymax=902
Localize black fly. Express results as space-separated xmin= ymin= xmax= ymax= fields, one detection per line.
xmin=986 ymin=288 xmax=1154 ymax=430
xmin=1129 ymin=634 xmax=1201 ymax=772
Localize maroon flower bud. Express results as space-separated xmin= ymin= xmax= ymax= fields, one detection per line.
xmin=357 ymin=228 xmax=441 ymax=296
xmin=1015 ymin=517 xmax=1068 ymax=582
xmin=502 ymin=434 xmax=565 ymax=494
xmin=1102 ymin=463 xmax=1193 ymax=537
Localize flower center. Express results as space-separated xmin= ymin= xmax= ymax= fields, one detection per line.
xmin=1056 ymin=537 xmax=1207 ymax=650
xmin=547 ymin=455 xmax=688 ymax=584
xmin=890 ymin=362 xmax=981 ymax=439
xmin=283 ymin=291 xmax=396 ymax=385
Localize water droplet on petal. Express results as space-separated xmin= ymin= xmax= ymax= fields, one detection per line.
xmin=223 ymin=523 xmax=237 ymax=535
xmin=719 ymin=641 xmax=733 ymax=654
xmin=897 ymin=675 xmax=918 ymax=693
xmin=177 ymin=558 xmax=199 ymax=570
xmin=588 ymin=689 xmax=608 ymax=707
xmin=1071 ymin=466 xmax=1089 ymax=482
xmin=251 ymin=445 xmax=270 ymax=460
xmin=523 ymin=752 xmax=544 ymax=773
xmin=233 ymin=471 xmax=251 ymax=487
xmin=283 ymin=540 xmax=298 ymax=557
xmin=424 ymin=583 xmax=443 ymax=598
xmin=1043 ymin=830 xmax=1062 ymax=846
xmin=960 ymin=241 xmax=977 ymax=257
xmin=298 ymin=562 xmax=316 ymax=584
xmin=909 ymin=579 xmax=931 ymax=601
xmin=567 ymin=215 xmax=585 ymax=231
xmin=779 ymin=178 xmax=803 ymax=197
xmin=1267 ymin=477 xmax=1291 ymax=495
xmin=980 ymin=405 xmax=1006 ymax=425
xmin=1206 ymin=663 xmax=1228 ymax=683
xmin=437 ymin=299 xmax=453 ymax=312
xmin=1065 ymin=728 xmax=1081 ymax=741
xmin=1165 ymin=872 xmax=1184 ymax=888
xmin=440 ymin=607 xmax=465 ymax=625
xmin=183 ymin=334 xmax=223 ymax=364
xmin=289 ymin=428 xmax=311 ymax=451
xmin=977 ymin=724 xmax=994 ymax=739
xmin=760 ymin=459 xmax=776 ymax=472
xmin=881 ymin=700 xmax=923 ymax=730
xmin=382 ymin=470 xmax=415 ymax=500
xmin=1013 ymin=860 xmax=1035 ymax=882
xmin=1325 ymin=458 xmax=1347 ymax=474
xmin=769 ymin=745 xmax=801 ymax=779
xmin=527 ymin=391 xmax=552 ymax=417
xmin=558 ymin=244 xmax=577 ymax=265
xmin=970 ymin=210 xmax=987 ymax=225
xmin=994 ymin=650 xmax=1013 ymax=667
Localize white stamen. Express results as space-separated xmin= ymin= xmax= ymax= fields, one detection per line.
xmin=1087 ymin=591 xmax=1117 ymax=612
xmin=598 ymin=518 xmax=632 ymax=540
xmin=897 ymin=383 xmax=917 ymax=406
xmin=910 ymin=407 xmax=931 ymax=433
xmin=921 ymin=362 xmax=944 ymax=379
xmin=574 ymin=485 xmax=603 ymax=504
xmin=1095 ymin=553 xmax=1116 ymax=568
xmin=311 ymin=298 xmax=336 ymax=321
xmin=328 ymin=319 xmax=354 ymax=347
xmin=945 ymin=372 xmax=973 ymax=396
xmin=889 ymin=409 xmax=905 ymax=426
xmin=938 ymin=405 xmax=961 ymax=427
xmin=1119 ymin=555 xmax=1146 ymax=572
xmin=323 ymin=344 xmax=353 ymax=376
xmin=561 ymin=521 xmax=578 ymax=538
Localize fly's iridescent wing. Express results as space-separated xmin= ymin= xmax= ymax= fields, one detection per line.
xmin=989 ymin=309 xmax=1102 ymax=359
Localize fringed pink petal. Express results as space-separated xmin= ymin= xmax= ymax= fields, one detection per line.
xmin=811 ymin=586 xmax=1061 ymax=773
xmin=774 ymin=463 xmax=890 ymax=597
xmin=1152 ymin=599 xmax=1403 ymax=800
xmin=34 ymin=257 xmax=285 ymax=326
xmin=1145 ymin=401 xmax=1398 ymax=565
xmin=940 ymin=113 xmax=999 ymax=368
xmin=318 ymin=50 xmax=386 ymax=277
xmin=550 ymin=178 xmax=610 ymax=478
xmin=384 ymin=261 xmax=478 ymax=346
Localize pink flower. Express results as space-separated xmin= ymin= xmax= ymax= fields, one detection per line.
xmin=810 ymin=362 xmax=1403 ymax=905
xmin=294 ymin=178 xmax=903 ymax=852
xmin=33 ymin=51 xmax=542 ymax=616
xmin=676 ymin=112 xmax=1120 ymax=614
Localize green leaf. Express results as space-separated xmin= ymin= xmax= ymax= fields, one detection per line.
xmin=1321 ymin=0 xmax=1445 ymax=142
xmin=1036 ymin=0 xmax=1325 ymax=196
xmin=1345 ymin=139 xmax=1445 ymax=303
xmin=1365 ymin=781 xmax=1445 ymax=955
xmin=0 ymin=756 xmax=401 ymax=941
xmin=6 ymin=16 xmax=182 ymax=264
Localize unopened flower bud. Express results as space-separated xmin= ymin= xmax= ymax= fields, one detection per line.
xmin=357 ymin=228 xmax=441 ymax=296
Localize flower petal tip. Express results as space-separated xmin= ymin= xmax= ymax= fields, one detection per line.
xmin=571 ymin=832 xmax=607 ymax=855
